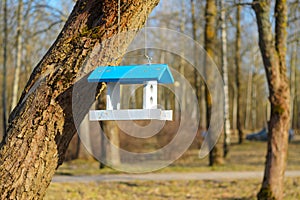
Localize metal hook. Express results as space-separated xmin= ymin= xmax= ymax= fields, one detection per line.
xmin=145 ymin=54 xmax=152 ymax=65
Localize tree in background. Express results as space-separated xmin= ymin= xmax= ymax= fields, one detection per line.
xmin=2 ymin=0 xmax=8 ymax=138
xmin=290 ymin=42 xmax=298 ymax=128
xmin=235 ymin=0 xmax=244 ymax=144
xmin=0 ymin=0 xmax=71 ymax=138
xmin=253 ymin=0 xmax=291 ymax=199
xmin=205 ymin=0 xmax=224 ymax=166
xmin=220 ymin=0 xmax=231 ymax=157
xmin=11 ymin=0 xmax=24 ymax=111
xmin=0 ymin=0 xmax=159 ymax=198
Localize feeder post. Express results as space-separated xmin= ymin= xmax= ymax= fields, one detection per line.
xmin=106 ymin=82 xmax=120 ymax=110
xmin=143 ymin=81 xmax=157 ymax=109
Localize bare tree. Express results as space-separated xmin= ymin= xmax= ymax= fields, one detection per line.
xmin=290 ymin=43 xmax=297 ymax=128
xmin=178 ymin=0 xmax=186 ymax=118
xmin=11 ymin=0 xmax=24 ymax=111
xmin=2 ymin=0 xmax=8 ymax=137
xmin=0 ymin=0 xmax=160 ymax=199
xmin=252 ymin=62 xmax=258 ymax=130
xmin=245 ymin=61 xmax=253 ymax=130
xmin=191 ymin=0 xmax=199 ymax=100
xmin=78 ymin=113 xmax=94 ymax=160
xmin=235 ymin=0 xmax=244 ymax=143
xmin=220 ymin=0 xmax=231 ymax=157
xmin=205 ymin=0 xmax=224 ymax=166
xmin=253 ymin=0 xmax=291 ymax=199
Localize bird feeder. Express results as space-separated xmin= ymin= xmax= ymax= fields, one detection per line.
xmin=88 ymin=64 xmax=174 ymax=121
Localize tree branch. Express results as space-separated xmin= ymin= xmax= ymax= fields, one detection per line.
xmin=30 ymin=20 xmax=64 ymax=37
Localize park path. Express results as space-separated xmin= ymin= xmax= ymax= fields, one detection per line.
xmin=52 ymin=171 xmax=300 ymax=183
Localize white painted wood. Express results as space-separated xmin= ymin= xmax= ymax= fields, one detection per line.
xmin=143 ymin=81 xmax=157 ymax=109
xmin=89 ymin=109 xmax=173 ymax=121
xmin=106 ymin=83 xmax=120 ymax=110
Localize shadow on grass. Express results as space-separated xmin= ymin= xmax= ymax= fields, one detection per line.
xmin=219 ymin=198 xmax=253 ymax=200
xmin=120 ymin=182 xmax=139 ymax=187
xmin=55 ymin=172 xmax=73 ymax=176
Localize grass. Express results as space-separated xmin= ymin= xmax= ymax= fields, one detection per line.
xmin=45 ymin=177 xmax=300 ymax=200
xmin=48 ymin=135 xmax=300 ymax=199
xmin=56 ymin=135 xmax=300 ymax=175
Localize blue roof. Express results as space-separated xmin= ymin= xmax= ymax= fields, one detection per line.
xmin=88 ymin=64 xmax=174 ymax=84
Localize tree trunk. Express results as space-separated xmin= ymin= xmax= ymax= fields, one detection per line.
xmin=232 ymin=83 xmax=237 ymax=133
xmin=191 ymin=0 xmax=199 ymax=101
xmin=198 ymin=0 xmax=207 ymax=130
xmin=290 ymin=43 xmax=296 ymax=128
xmin=11 ymin=0 xmax=24 ymax=111
xmin=252 ymin=67 xmax=257 ymax=130
xmin=0 ymin=0 xmax=159 ymax=199
xmin=99 ymin=121 xmax=107 ymax=169
xmin=205 ymin=0 xmax=223 ymax=166
xmin=78 ymin=113 xmax=94 ymax=160
xmin=220 ymin=0 xmax=230 ymax=158
xmin=2 ymin=0 xmax=8 ymax=138
xmin=245 ymin=66 xmax=253 ymax=130
xmin=178 ymin=0 xmax=186 ymax=121
xmin=103 ymin=121 xmax=121 ymax=166
xmin=253 ymin=0 xmax=290 ymax=199
xmin=97 ymin=93 xmax=107 ymax=169
xmin=235 ymin=0 xmax=244 ymax=143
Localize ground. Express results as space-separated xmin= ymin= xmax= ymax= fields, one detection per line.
xmin=45 ymin=178 xmax=300 ymax=200
xmin=45 ymin=134 xmax=300 ymax=199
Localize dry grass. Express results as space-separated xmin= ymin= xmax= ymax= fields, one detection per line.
xmin=56 ymin=135 xmax=300 ymax=175
xmin=45 ymin=177 xmax=300 ymax=200
xmin=48 ymin=135 xmax=300 ymax=199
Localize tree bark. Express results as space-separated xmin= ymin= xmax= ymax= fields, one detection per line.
xmin=205 ymin=0 xmax=223 ymax=166
xmin=0 ymin=0 xmax=159 ymax=199
xmin=235 ymin=0 xmax=244 ymax=143
xmin=97 ymin=94 xmax=107 ymax=169
xmin=11 ymin=0 xmax=24 ymax=111
xmin=245 ymin=65 xmax=253 ymax=129
xmin=103 ymin=121 xmax=121 ymax=166
xmin=220 ymin=0 xmax=231 ymax=158
xmin=290 ymin=43 xmax=296 ymax=128
xmin=253 ymin=0 xmax=290 ymax=199
xmin=2 ymin=0 xmax=8 ymax=138
xmin=177 ymin=0 xmax=186 ymax=121
xmin=78 ymin=113 xmax=94 ymax=160
xmin=252 ymin=65 xmax=258 ymax=130
xmin=191 ymin=0 xmax=199 ymax=100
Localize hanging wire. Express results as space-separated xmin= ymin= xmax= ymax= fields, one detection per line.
xmin=117 ymin=0 xmax=152 ymax=65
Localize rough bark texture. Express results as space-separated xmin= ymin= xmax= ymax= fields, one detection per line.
xmin=253 ymin=0 xmax=290 ymax=199
xmin=205 ymin=0 xmax=223 ymax=166
xmin=0 ymin=0 xmax=159 ymax=199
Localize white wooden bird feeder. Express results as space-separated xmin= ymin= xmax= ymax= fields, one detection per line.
xmin=88 ymin=64 xmax=174 ymax=121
